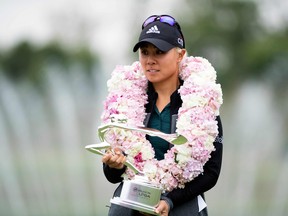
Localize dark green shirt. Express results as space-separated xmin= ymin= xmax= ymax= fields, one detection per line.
xmin=147 ymin=103 xmax=171 ymax=160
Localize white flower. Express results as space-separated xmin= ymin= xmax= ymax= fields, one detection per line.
xmin=175 ymin=145 xmax=192 ymax=164
xmin=143 ymin=161 xmax=158 ymax=178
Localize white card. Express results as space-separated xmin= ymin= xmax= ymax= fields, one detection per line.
xmin=197 ymin=195 xmax=207 ymax=212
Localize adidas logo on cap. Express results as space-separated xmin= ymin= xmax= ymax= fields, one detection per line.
xmin=146 ymin=25 xmax=160 ymax=34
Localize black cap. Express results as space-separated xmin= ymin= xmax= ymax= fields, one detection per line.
xmin=133 ymin=21 xmax=184 ymax=52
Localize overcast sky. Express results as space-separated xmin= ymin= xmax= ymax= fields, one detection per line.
xmin=0 ymin=0 xmax=180 ymax=69
xmin=0 ymin=0 xmax=287 ymax=71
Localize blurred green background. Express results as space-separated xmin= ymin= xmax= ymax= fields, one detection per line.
xmin=0 ymin=0 xmax=287 ymax=215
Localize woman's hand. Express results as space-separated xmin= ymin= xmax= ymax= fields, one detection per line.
xmin=101 ymin=147 xmax=126 ymax=169
xmin=155 ymin=200 xmax=169 ymax=216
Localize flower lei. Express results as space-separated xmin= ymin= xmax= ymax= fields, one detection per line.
xmin=101 ymin=56 xmax=223 ymax=192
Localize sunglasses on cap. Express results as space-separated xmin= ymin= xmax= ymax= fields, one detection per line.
xmin=142 ymin=15 xmax=181 ymax=29
xmin=142 ymin=15 xmax=185 ymax=48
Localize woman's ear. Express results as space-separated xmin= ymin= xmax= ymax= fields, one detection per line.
xmin=178 ymin=49 xmax=186 ymax=62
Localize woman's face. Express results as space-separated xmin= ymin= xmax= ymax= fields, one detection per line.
xmin=139 ymin=43 xmax=184 ymax=86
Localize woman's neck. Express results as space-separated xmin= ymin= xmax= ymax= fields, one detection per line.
xmin=153 ymin=78 xmax=180 ymax=112
xmin=153 ymin=78 xmax=180 ymax=96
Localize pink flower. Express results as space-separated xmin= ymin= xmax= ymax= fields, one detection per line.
xmin=134 ymin=152 xmax=143 ymax=163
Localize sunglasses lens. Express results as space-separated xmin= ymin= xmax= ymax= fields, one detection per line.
xmin=142 ymin=16 xmax=157 ymax=28
xmin=159 ymin=16 xmax=176 ymax=26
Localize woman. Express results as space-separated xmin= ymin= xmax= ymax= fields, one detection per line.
xmin=101 ymin=15 xmax=223 ymax=216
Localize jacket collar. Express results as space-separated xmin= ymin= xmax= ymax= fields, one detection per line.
xmin=145 ymin=80 xmax=183 ymax=115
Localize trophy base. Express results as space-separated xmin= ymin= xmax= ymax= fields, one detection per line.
xmin=110 ymin=197 xmax=159 ymax=215
xmin=110 ymin=176 xmax=161 ymax=215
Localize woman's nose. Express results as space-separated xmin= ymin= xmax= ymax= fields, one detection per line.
xmin=147 ymin=55 xmax=156 ymax=65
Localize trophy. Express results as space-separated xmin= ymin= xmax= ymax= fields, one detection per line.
xmin=85 ymin=123 xmax=187 ymax=215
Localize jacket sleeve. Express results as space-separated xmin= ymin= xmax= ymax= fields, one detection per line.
xmin=103 ymin=163 xmax=126 ymax=184
xmin=166 ymin=116 xmax=223 ymax=206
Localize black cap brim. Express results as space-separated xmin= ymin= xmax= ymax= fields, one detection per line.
xmin=133 ymin=38 xmax=175 ymax=52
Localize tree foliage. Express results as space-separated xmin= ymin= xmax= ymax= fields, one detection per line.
xmin=180 ymin=0 xmax=288 ymax=91
xmin=0 ymin=41 xmax=97 ymax=84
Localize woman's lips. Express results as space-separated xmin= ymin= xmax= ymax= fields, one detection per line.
xmin=147 ymin=69 xmax=159 ymax=73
